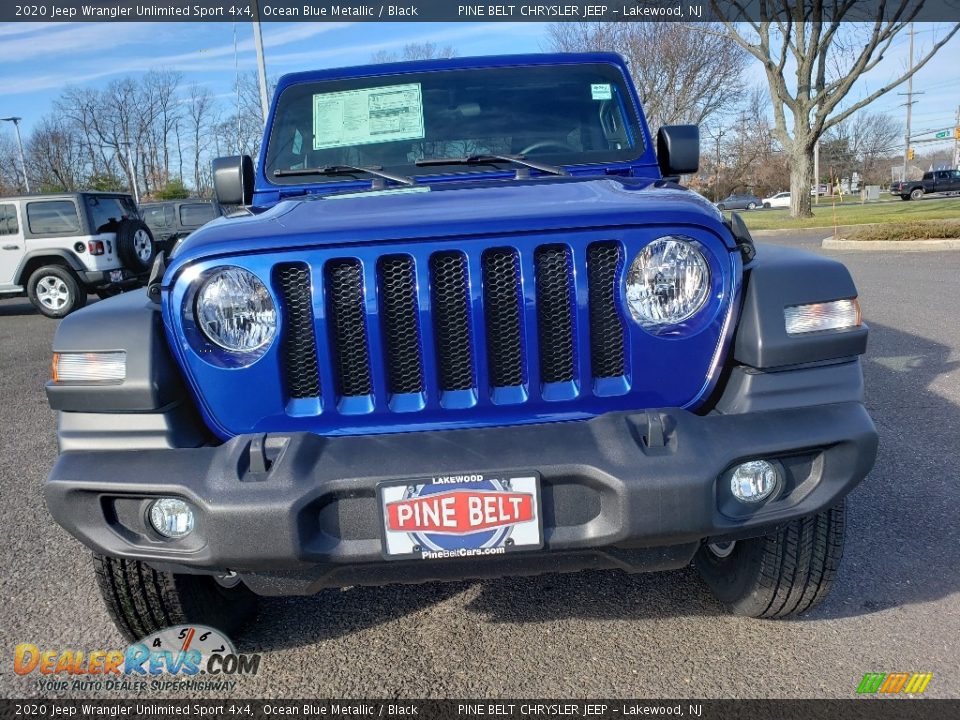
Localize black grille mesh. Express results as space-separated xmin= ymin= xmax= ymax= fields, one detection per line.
xmin=430 ymin=252 xmax=474 ymax=391
xmin=275 ymin=263 xmax=321 ymax=399
xmin=482 ymin=248 xmax=525 ymax=387
xmin=534 ymin=245 xmax=577 ymax=383
xmin=378 ymin=256 xmax=424 ymax=394
xmin=586 ymin=242 xmax=626 ymax=378
xmin=325 ymin=259 xmax=373 ymax=397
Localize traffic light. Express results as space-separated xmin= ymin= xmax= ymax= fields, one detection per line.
xmin=908 ymin=148 xmax=915 ymax=161
xmin=955 ymin=127 xmax=960 ymax=140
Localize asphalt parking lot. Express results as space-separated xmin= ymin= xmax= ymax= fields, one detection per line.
xmin=1 ymin=230 xmax=958 ymax=699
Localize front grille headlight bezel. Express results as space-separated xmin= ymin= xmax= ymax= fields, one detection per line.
xmin=182 ymin=265 xmax=278 ymax=368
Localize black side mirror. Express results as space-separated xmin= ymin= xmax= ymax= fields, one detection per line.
xmin=212 ymin=155 xmax=254 ymax=206
xmin=656 ymin=125 xmax=700 ymax=176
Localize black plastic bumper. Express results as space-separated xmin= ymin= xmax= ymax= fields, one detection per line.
xmin=45 ymin=400 xmax=877 ymax=596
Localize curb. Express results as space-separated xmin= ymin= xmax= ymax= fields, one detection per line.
xmin=822 ymin=238 xmax=960 ymax=251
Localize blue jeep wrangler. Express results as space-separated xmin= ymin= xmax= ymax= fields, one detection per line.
xmin=44 ymin=54 xmax=878 ymax=639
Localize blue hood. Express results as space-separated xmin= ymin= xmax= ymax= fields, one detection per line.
xmin=167 ymin=176 xmax=734 ymax=277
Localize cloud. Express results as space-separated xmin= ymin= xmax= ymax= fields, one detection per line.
xmin=0 ymin=22 xmax=153 ymax=63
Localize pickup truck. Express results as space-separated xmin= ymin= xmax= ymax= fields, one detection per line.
xmin=892 ymin=169 xmax=960 ymax=200
xmin=43 ymin=53 xmax=878 ymax=640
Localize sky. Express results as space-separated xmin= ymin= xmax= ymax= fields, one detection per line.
xmin=1 ymin=20 xmax=958 ymax=152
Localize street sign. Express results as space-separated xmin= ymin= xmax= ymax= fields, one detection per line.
xmin=935 ymin=130 xmax=950 ymax=139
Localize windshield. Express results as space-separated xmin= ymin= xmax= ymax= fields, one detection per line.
xmin=264 ymin=63 xmax=645 ymax=185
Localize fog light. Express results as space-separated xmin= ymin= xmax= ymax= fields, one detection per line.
xmin=730 ymin=460 xmax=780 ymax=504
xmin=148 ymin=498 xmax=195 ymax=539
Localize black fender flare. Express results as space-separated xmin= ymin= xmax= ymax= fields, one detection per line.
xmin=14 ymin=249 xmax=86 ymax=286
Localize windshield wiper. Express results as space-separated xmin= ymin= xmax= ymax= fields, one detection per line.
xmin=415 ymin=154 xmax=567 ymax=177
xmin=273 ymin=164 xmax=415 ymax=187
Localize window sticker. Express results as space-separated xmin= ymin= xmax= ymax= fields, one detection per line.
xmin=591 ymin=83 xmax=612 ymax=100
xmin=313 ymin=83 xmax=425 ymax=150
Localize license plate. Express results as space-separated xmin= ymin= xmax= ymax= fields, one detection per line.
xmin=378 ymin=472 xmax=543 ymax=560
xmin=109 ymin=269 xmax=124 ymax=283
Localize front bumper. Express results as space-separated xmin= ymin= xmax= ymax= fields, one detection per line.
xmin=45 ymin=400 xmax=877 ymax=596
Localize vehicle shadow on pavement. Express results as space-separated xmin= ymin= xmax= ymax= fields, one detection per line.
xmin=236 ymin=321 xmax=960 ymax=647
xmin=0 ymin=299 xmax=40 ymax=317
xmin=242 ymin=582 xmax=471 ymax=649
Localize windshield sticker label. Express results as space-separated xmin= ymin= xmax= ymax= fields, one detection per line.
xmin=313 ymin=83 xmax=425 ymax=150
xmin=591 ymin=83 xmax=612 ymax=100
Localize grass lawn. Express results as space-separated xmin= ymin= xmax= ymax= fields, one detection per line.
xmin=844 ymin=220 xmax=960 ymax=241
xmin=727 ymin=196 xmax=960 ymax=231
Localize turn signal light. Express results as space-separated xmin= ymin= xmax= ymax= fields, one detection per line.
xmin=784 ymin=298 xmax=861 ymax=335
xmin=87 ymin=240 xmax=105 ymax=255
xmin=51 ymin=351 xmax=126 ymax=383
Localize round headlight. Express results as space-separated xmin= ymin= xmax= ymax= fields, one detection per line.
xmin=626 ymin=237 xmax=710 ymax=331
xmin=195 ymin=267 xmax=277 ymax=352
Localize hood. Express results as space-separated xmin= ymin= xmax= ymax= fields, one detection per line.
xmin=167 ymin=176 xmax=734 ymax=274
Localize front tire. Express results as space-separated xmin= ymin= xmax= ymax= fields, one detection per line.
xmin=695 ymin=500 xmax=845 ymax=618
xmin=27 ymin=265 xmax=86 ymax=319
xmin=93 ymin=554 xmax=259 ymax=641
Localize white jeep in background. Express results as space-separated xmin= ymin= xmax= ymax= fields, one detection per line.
xmin=0 ymin=192 xmax=154 ymax=318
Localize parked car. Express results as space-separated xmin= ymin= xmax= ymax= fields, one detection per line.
xmin=762 ymin=191 xmax=791 ymax=208
xmin=44 ymin=53 xmax=877 ymax=640
xmin=0 ymin=192 xmax=154 ymax=318
xmin=891 ymin=169 xmax=960 ymax=200
xmin=716 ymin=193 xmax=762 ymax=210
xmin=140 ymin=199 xmax=221 ymax=254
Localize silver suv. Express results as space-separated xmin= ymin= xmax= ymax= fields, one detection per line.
xmin=0 ymin=192 xmax=155 ymax=318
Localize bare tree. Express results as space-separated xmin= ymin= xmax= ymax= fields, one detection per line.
xmin=370 ymin=42 xmax=457 ymax=64
xmin=546 ymin=23 xmax=748 ymax=132
xmin=712 ymin=1 xmax=959 ymax=216
xmin=25 ymin=115 xmax=86 ymax=191
xmin=186 ymin=84 xmax=216 ymax=194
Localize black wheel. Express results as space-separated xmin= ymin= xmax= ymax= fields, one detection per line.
xmin=116 ymin=219 xmax=156 ymax=272
xmin=763 ymin=202 xmax=771 ymax=209
xmin=695 ymin=500 xmax=845 ymax=618
xmin=747 ymin=202 xmax=757 ymax=210
xmin=93 ymin=553 xmax=259 ymax=641
xmin=27 ymin=265 xmax=87 ymax=319
xmin=909 ymin=188 xmax=924 ymax=201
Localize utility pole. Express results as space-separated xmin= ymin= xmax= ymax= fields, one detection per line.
xmin=118 ymin=141 xmax=139 ymax=205
xmin=251 ymin=0 xmax=270 ymax=126
xmin=899 ymin=24 xmax=923 ymax=181
xmin=1 ymin=117 xmax=30 ymax=193
xmin=954 ymin=105 xmax=960 ymax=169
xmin=707 ymin=128 xmax=725 ymax=202
xmin=814 ymin=140 xmax=820 ymax=205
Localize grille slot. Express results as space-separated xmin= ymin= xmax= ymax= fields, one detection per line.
xmin=325 ymin=259 xmax=373 ymax=397
xmin=275 ymin=263 xmax=321 ymax=399
xmin=481 ymin=248 xmax=526 ymax=388
xmin=534 ymin=245 xmax=577 ymax=383
xmin=430 ymin=252 xmax=475 ymax=391
xmin=378 ymin=255 xmax=424 ymax=394
xmin=586 ymin=242 xmax=626 ymax=378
